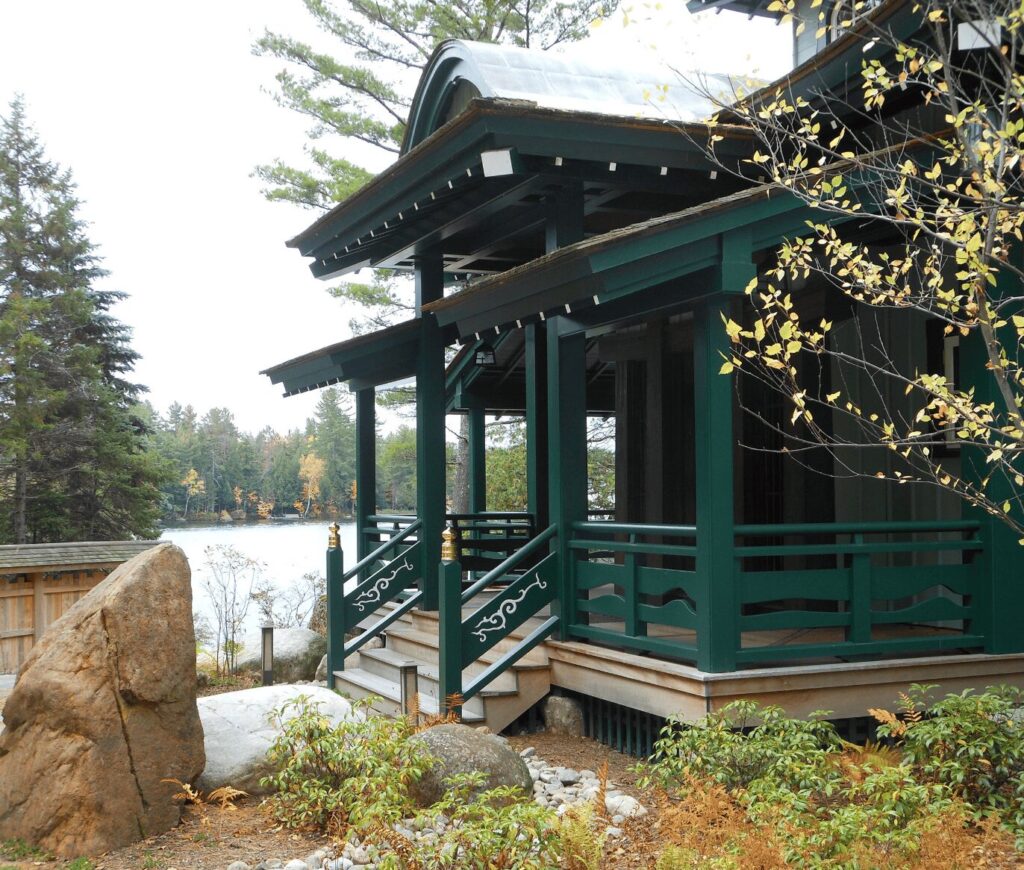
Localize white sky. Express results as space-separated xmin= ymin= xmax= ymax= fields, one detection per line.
xmin=0 ymin=1 xmax=791 ymax=435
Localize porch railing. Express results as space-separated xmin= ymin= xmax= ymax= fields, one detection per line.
xmin=437 ymin=524 xmax=560 ymax=710
xmin=325 ymin=519 xmax=422 ymax=687
xmin=563 ymin=518 xmax=987 ymax=670
xmin=733 ymin=520 xmax=985 ymax=664
xmin=446 ymin=512 xmax=535 ymax=572
xmin=568 ymin=521 xmax=700 ymax=660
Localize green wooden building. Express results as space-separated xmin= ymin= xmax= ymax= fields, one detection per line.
xmin=264 ymin=0 xmax=1024 ymax=739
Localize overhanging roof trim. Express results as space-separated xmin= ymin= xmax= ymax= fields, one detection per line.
xmin=261 ymin=319 xmax=421 ymax=397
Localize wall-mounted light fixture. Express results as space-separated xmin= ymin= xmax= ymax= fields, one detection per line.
xmin=261 ymin=623 xmax=274 ymax=686
xmin=474 ymin=342 xmax=496 ymax=366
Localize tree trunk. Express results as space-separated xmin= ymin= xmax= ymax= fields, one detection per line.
xmin=451 ymin=414 xmax=470 ymax=514
xmin=14 ymin=459 xmax=28 ymax=544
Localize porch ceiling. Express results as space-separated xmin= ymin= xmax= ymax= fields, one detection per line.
xmin=285 ymin=99 xmax=754 ymax=282
xmin=261 ymin=319 xmax=422 ymax=396
xmin=424 ymin=183 xmax=814 ymax=339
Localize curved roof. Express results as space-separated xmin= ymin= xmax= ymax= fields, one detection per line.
xmin=403 ymin=39 xmax=734 ymax=154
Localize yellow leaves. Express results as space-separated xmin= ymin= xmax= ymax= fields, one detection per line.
xmin=725 ymin=318 xmax=743 ymax=341
xmin=719 ymin=361 xmax=735 ymax=375
xmin=826 ymin=391 xmax=841 ymax=404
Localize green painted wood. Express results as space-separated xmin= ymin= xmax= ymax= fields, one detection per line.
xmin=739 ymin=569 xmax=852 ymax=603
xmin=735 ymin=633 xmax=986 ymax=664
xmin=575 ymin=561 xmax=623 ymax=590
xmin=569 ymin=623 xmax=698 ymax=660
xmin=734 ymin=540 xmax=982 ymax=558
xmin=525 ymin=323 xmax=549 ymax=530
xmin=416 ymin=253 xmax=445 ymax=611
xmin=326 ymin=543 xmax=344 ymax=687
xmin=548 ymin=316 xmax=588 ymax=641
xmin=461 ymin=523 xmax=558 ymax=602
xmin=343 ymin=542 xmax=422 ymax=626
xmin=463 ymin=615 xmax=559 ymax=703
xmin=870 ymin=597 xmax=974 ymax=625
xmin=870 ymin=564 xmax=978 ymax=599
xmin=694 ymin=296 xmax=743 ymax=672
xmin=623 ymin=539 xmax=645 ymax=638
xmin=637 ymin=598 xmax=698 ymax=630
xmin=438 ymin=558 xmax=464 ymax=715
xmin=850 ymin=536 xmax=871 ymax=644
xmin=577 ymin=593 xmax=627 ymax=619
xmin=569 ymin=539 xmax=698 ymax=557
xmin=355 ymin=388 xmax=376 ymax=568
xmin=344 ymin=590 xmax=423 ymax=657
xmin=461 ymin=552 xmax=558 ymax=661
xmin=573 ymin=521 xmax=697 ymax=536
xmin=740 ymin=610 xmax=852 ymax=631
xmin=735 ymin=520 xmax=982 ymax=535
xmin=468 ymin=407 xmax=486 ymax=513
xmin=636 ymin=566 xmax=699 ymax=597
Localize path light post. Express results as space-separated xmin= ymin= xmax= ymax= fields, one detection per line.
xmin=438 ymin=525 xmax=463 ymax=718
xmin=261 ymin=622 xmax=274 ymax=686
xmin=399 ymin=661 xmax=419 ymax=722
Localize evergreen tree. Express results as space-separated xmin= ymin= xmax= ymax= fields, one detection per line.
xmin=0 ymin=97 xmax=164 ymax=542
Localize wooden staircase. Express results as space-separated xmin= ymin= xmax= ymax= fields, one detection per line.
xmin=333 ymin=600 xmax=552 ymax=732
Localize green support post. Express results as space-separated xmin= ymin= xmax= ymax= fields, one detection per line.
xmin=355 ymin=387 xmax=376 ymax=569
xmin=438 ymin=548 xmax=464 ymax=716
xmin=326 ymin=524 xmax=345 ymax=688
xmin=526 ymin=324 xmax=549 ymax=529
xmin=960 ymin=254 xmax=1024 ymax=653
xmin=693 ymin=298 xmax=739 ymax=673
xmin=468 ymin=406 xmax=486 ymax=514
xmin=416 ymin=252 xmax=446 ymax=610
xmin=548 ymin=316 xmax=587 ymax=640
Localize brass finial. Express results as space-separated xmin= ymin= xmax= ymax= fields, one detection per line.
xmin=441 ymin=524 xmax=458 ymax=562
xmin=328 ymin=522 xmax=340 ymax=549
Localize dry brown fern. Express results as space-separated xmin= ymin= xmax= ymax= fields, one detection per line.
xmin=414 ymin=692 xmax=463 ymax=732
xmin=366 ymin=819 xmax=424 ymax=869
xmin=161 ymin=779 xmax=248 ymax=813
xmin=594 ymin=760 xmax=611 ymax=826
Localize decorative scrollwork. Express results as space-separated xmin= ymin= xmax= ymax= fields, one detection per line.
xmin=351 ymin=557 xmax=414 ymax=612
xmin=471 ymin=573 xmax=547 ymax=642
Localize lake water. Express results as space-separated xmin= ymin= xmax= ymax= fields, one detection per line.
xmin=159 ymin=520 xmax=360 ymax=633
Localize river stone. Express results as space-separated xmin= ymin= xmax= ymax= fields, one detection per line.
xmin=235 ymin=627 xmax=326 ymax=682
xmin=409 ymin=723 xmax=532 ymax=806
xmin=0 ymin=544 xmax=204 ymax=857
xmin=542 ymin=695 xmax=585 ymax=737
xmin=196 ymin=684 xmax=357 ymax=795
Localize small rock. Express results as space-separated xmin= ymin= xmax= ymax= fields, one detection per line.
xmin=227 ymin=862 xmax=251 ymax=870
xmin=284 ymin=861 xmax=310 ymax=870
xmin=556 ymin=766 xmax=581 ymax=785
xmin=605 ymin=826 xmax=623 ymax=838
xmin=542 ymin=695 xmax=585 ymax=736
xmin=520 ymin=746 xmax=536 ymax=758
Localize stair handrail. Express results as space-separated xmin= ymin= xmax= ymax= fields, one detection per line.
xmin=344 ymin=518 xmax=422 ymax=582
xmin=460 ymin=523 xmax=558 ymax=604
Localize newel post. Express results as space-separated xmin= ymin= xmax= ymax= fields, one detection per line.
xmin=438 ymin=525 xmax=463 ymax=717
xmin=326 ymin=522 xmax=345 ymax=688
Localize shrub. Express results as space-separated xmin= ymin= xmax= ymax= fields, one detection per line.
xmin=873 ymin=684 xmax=1024 ymax=841
xmin=261 ymin=695 xmax=433 ymax=832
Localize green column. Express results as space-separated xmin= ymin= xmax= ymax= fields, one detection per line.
xmin=525 ymin=324 xmax=548 ymax=528
xmin=438 ymin=556 xmax=463 ymax=714
xmin=468 ymin=406 xmax=486 ymax=514
xmin=416 ymin=252 xmax=446 ymax=610
xmin=694 ymin=297 xmax=739 ymax=673
xmin=960 ymin=256 xmax=1024 ymax=653
xmin=326 ymin=532 xmax=344 ymax=686
xmin=548 ymin=317 xmax=587 ymax=640
xmin=355 ymin=387 xmax=376 ymax=567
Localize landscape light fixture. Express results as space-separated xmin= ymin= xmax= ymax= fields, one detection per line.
xmin=399 ymin=661 xmax=419 ymax=721
xmin=261 ymin=623 xmax=274 ymax=686
xmin=474 ymin=342 xmax=496 ymax=366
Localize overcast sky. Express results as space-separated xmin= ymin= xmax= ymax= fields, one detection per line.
xmin=0 ymin=1 xmax=791 ymax=434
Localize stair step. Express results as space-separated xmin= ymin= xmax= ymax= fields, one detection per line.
xmin=358 ymin=646 xmax=518 ymax=698
xmin=332 ymin=668 xmax=485 ymax=723
xmin=387 ymin=626 xmax=550 ymax=668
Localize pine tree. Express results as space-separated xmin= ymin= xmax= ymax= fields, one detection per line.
xmin=0 ymin=97 xmax=164 ymax=543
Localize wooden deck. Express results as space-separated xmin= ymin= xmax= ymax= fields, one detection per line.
xmin=405 ymin=602 xmax=1024 ymax=723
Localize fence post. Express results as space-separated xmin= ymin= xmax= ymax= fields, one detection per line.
xmin=438 ymin=526 xmax=463 ymax=717
xmin=326 ymin=523 xmax=345 ymax=689
xmin=849 ymin=533 xmax=871 ymax=644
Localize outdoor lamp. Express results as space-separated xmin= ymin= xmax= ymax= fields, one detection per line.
xmin=474 ymin=342 xmax=496 ymax=366
xmin=399 ymin=661 xmax=419 ymax=720
xmin=261 ymin=623 xmax=274 ymax=686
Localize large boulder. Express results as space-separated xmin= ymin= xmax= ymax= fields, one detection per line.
xmin=235 ymin=628 xmax=326 ymax=683
xmin=197 ymin=684 xmax=356 ymax=795
xmin=542 ymin=695 xmax=585 ymax=737
xmin=0 ymin=544 xmax=204 ymax=857
xmin=410 ymin=724 xmax=533 ymax=806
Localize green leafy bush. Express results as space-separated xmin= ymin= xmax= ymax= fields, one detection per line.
xmin=875 ymin=684 xmax=1024 ymax=840
xmin=261 ymin=695 xmax=433 ymax=831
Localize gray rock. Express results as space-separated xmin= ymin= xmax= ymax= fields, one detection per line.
xmin=542 ymin=695 xmax=585 ymax=736
xmin=227 ymin=862 xmax=251 ymax=870
xmin=285 ymin=861 xmax=310 ymax=870
xmin=314 ymin=654 xmax=328 ymax=682
xmin=197 ymin=684 xmax=357 ymax=795
xmin=606 ymin=792 xmax=646 ymax=818
xmin=236 ymin=628 xmax=326 ymax=682
xmin=408 ymin=723 xmax=533 ymax=806
xmin=556 ymin=766 xmax=581 ymax=785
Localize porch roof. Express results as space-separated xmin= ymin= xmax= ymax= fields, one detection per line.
xmin=260 ymin=319 xmax=422 ymax=396
xmin=424 ymin=183 xmax=811 ymax=338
